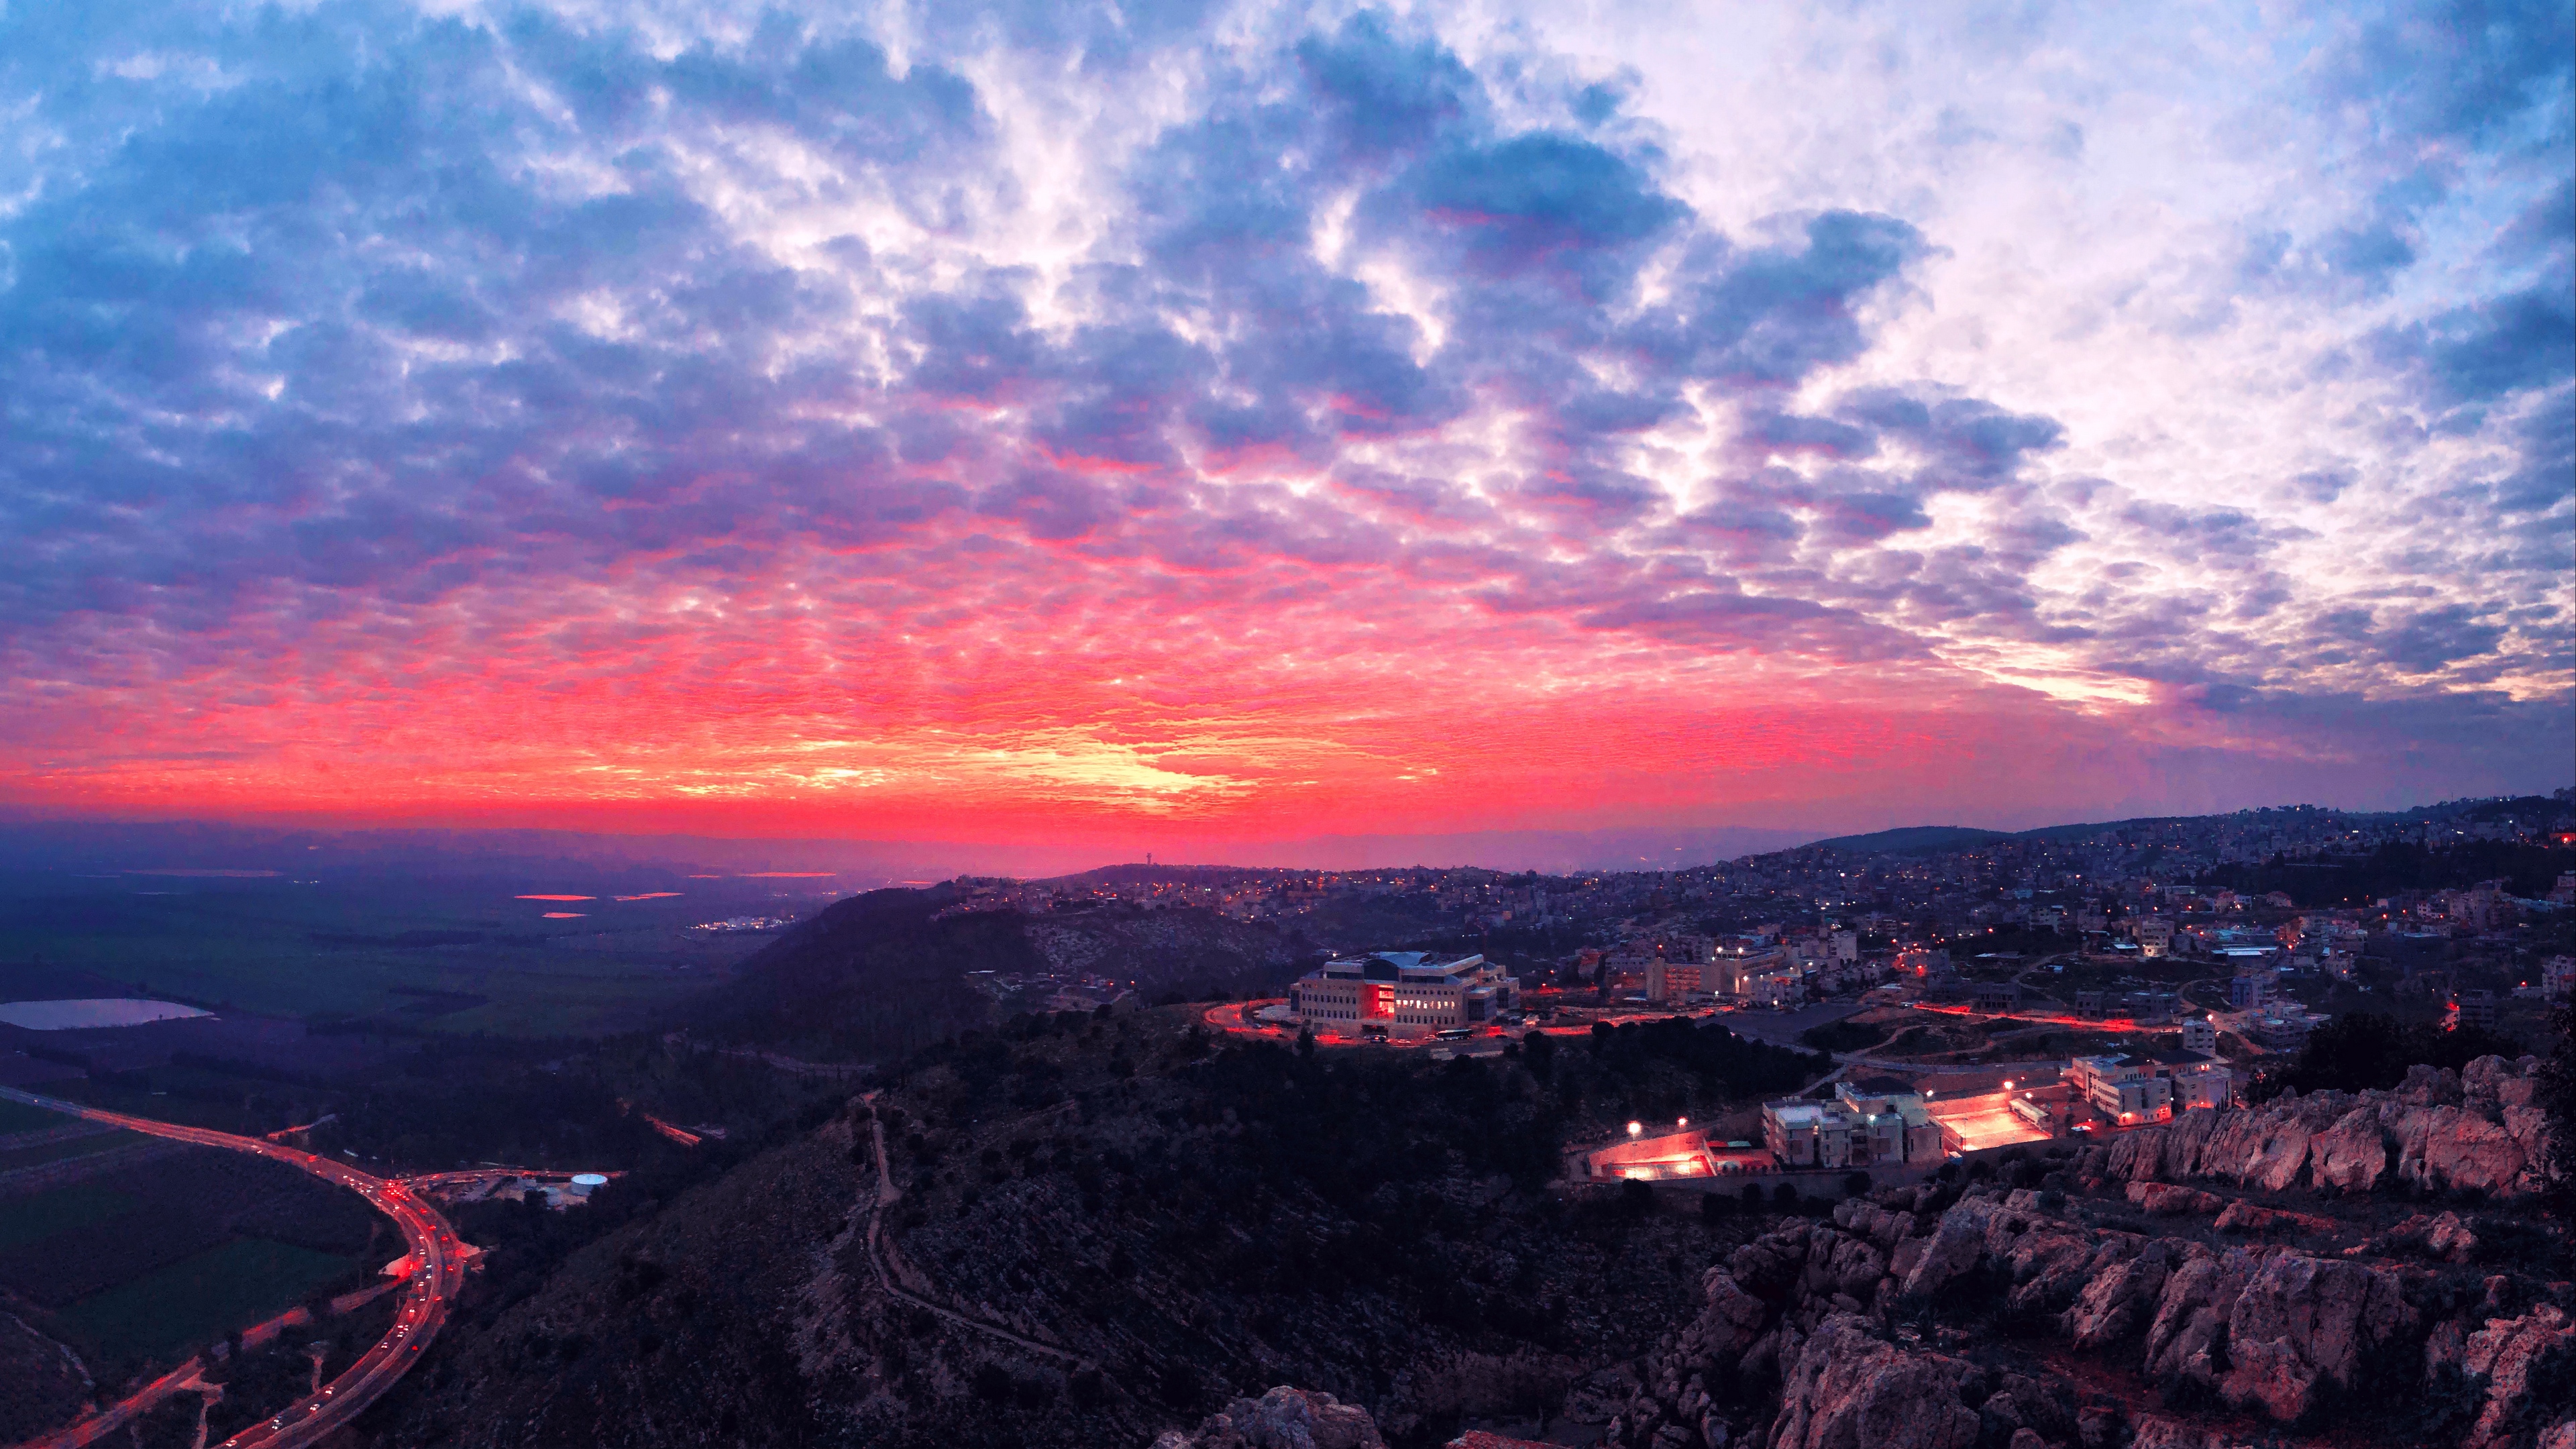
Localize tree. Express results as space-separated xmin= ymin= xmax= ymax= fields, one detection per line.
xmin=2256 ymin=1012 xmax=2526 ymax=1099
xmin=1523 ymin=1030 xmax=1556 ymax=1074
xmin=2538 ymin=1003 xmax=2576 ymax=1210
xmin=1772 ymin=1181 xmax=1800 ymax=1205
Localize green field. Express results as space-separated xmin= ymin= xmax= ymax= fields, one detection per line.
xmin=0 ymin=1099 xmax=76 ymax=1134
xmin=59 ymin=1236 xmax=363 ymax=1362
xmin=0 ymin=873 xmax=805 ymax=1036
xmin=0 ymin=1183 xmax=142 ymax=1251
xmin=0 ymin=1129 xmax=142 ymax=1173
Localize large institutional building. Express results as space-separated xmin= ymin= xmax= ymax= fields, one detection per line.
xmin=1287 ymin=952 xmax=1521 ymax=1036
xmin=1762 ymin=1077 xmax=1945 ymax=1169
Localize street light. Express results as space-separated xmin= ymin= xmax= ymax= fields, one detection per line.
xmin=1627 ymin=1121 xmax=1642 ymax=1139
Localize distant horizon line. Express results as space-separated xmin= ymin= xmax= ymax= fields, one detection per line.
xmin=0 ymin=788 xmax=2563 ymax=880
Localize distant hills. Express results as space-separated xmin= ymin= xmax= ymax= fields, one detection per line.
xmin=1802 ymin=792 xmax=2571 ymax=857
xmin=1798 ymin=825 xmax=2014 ymax=855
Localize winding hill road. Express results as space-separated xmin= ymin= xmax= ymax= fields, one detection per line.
xmin=0 ymin=1087 xmax=466 ymax=1449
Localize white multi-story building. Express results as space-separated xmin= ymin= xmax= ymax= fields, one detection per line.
xmin=1762 ymin=1099 xmax=1855 ymax=1168
xmin=1831 ymin=1078 xmax=1945 ymax=1164
xmin=2166 ymin=1059 xmax=2233 ymax=1110
xmin=2542 ymin=956 xmax=2576 ymax=1003
xmin=2180 ymin=1016 xmax=2218 ymax=1055
xmin=1287 ymin=952 xmax=1520 ymax=1036
xmin=1746 ymin=967 xmax=1805 ymax=1010
xmin=2068 ymin=1054 xmax=2175 ymax=1125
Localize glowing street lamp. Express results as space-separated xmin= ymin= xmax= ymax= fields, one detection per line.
xmin=1627 ymin=1121 xmax=1643 ymax=1139
xmin=1676 ymin=1117 xmax=1689 ymax=1129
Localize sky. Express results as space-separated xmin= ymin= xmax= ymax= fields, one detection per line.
xmin=1 ymin=0 xmax=2569 ymax=865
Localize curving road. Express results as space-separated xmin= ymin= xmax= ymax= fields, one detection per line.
xmin=0 ymin=1087 xmax=466 ymax=1449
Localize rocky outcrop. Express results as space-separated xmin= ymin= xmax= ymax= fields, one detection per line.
xmin=2106 ymin=1055 xmax=2552 ymax=1198
xmin=2426 ymin=1304 xmax=2576 ymax=1449
xmin=1605 ymin=1181 xmax=2481 ymax=1447
xmin=2125 ymin=1182 xmax=2222 ymax=1215
xmin=2216 ymin=1252 xmax=2416 ymax=1420
xmin=1770 ymin=1314 xmax=1980 ymax=1449
xmin=2308 ymin=1108 xmax=2389 ymax=1191
xmin=2377 ymin=1210 xmax=2482 ymax=1263
xmin=2064 ymin=1240 xmax=2171 ymax=1350
xmin=1150 ymin=1387 xmax=1386 ymax=1449
xmin=2210 ymin=1200 xmax=2337 ymax=1235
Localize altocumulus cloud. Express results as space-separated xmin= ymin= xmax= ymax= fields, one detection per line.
xmin=0 ymin=0 xmax=2566 ymax=838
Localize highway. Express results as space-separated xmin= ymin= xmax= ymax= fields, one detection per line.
xmin=0 ymin=1086 xmax=466 ymax=1449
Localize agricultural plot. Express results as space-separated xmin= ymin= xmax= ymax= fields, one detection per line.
xmin=0 ymin=1097 xmax=70 ymax=1133
xmin=0 ymin=871 xmax=802 ymax=1036
xmin=0 ymin=1303 xmax=93 ymax=1444
xmin=59 ymin=1236 xmax=364 ymax=1364
xmin=0 ymin=1143 xmax=388 ymax=1377
xmin=0 ymin=1181 xmax=140 ymax=1250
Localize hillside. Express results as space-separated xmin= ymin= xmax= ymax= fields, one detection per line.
xmin=1803 ymin=825 xmax=2012 ymax=855
xmin=680 ymin=889 xmax=1313 ymax=1063
xmin=371 ymin=1009 xmax=1824 ymax=1448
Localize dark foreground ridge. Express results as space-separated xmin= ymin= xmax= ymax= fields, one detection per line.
xmin=356 ymin=992 xmax=2573 ymax=1449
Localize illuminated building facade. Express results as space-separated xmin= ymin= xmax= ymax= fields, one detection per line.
xmin=2068 ymin=1054 xmax=2175 ymax=1124
xmin=1287 ymin=952 xmax=1520 ymax=1035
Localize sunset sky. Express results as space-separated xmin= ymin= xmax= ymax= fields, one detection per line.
xmin=2 ymin=0 xmax=2569 ymax=861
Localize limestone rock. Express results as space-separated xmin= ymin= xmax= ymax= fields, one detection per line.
xmin=2126 ymin=1415 xmax=2248 ymax=1449
xmin=2126 ymin=1182 xmax=2222 ymax=1215
xmin=2144 ymin=1249 xmax=2253 ymax=1391
xmin=2396 ymin=1064 xmax=2464 ymax=1106
xmin=2063 ymin=1241 xmax=2171 ymax=1350
xmin=2211 ymin=1200 xmax=2337 ymax=1236
xmin=2218 ymin=1254 xmax=2415 ymax=1421
xmin=1900 ymin=1198 xmax=1995 ymax=1299
xmin=1768 ymin=1314 xmax=1980 ymax=1449
xmin=2426 ymin=1212 xmax=2479 ymax=1263
xmin=1694 ymin=1265 xmax=1774 ymax=1363
xmin=2411 ymin=1106 xmax=2528 ymax=1195
xmin=2088 ymin=1059 xmax=2555 ymax=1200
xmin=2457 ymin=1305 xmax=2576 ymax=1449
xmin=1155 ymin=1387 xmax=1387 ymax=1449
xmin=2306 ymin=1108 xmax=2387 ymax=1192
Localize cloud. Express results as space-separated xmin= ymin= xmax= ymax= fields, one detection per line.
xmin=0 ymin=0 xmax=2565 ymax=842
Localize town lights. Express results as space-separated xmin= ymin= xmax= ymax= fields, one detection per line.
xmin=1627 ymin=1121 xmax=1643 ymax=1139
xmin=1676 ymin=1117 xmax=1688 ymax=1129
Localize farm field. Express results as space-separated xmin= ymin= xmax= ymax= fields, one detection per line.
xmin=59 ymin=1236 xmax=364 ymax=1363
xmin=0 ymin=1182 xmax=141 ymax=1251
xmin=0 ymin=1142 xmax=388 ymax=1383
xmin=0 ymin=1097 xmax=70 ymax=1134
xmin=0 ymin=1127 xmax=143 ymax=1173
xmin=0 ymin=869 xmax=824 ymax=1035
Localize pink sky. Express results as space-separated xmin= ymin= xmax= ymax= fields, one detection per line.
xmin=0 ymin=2 xmax=2566 ymax=856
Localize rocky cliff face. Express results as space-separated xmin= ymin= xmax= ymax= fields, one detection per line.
xmin=2104 ymin=1055 xmax=2551 ymax=1199
xmin=1150 ymin=1386 xmax=1387 ymax=1449
xmin=1598 ymin=1178 xmax=2573 ymax=1449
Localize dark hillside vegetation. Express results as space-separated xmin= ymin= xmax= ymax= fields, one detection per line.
xmin=684 ymin=886 xmax=1310 ymax=1063
xmin=2247 ymin=1010 xmax=2532 ymax=1100
xmin=2197 ymin=837 xmax=2576 ymax=906
xmin=374 ymin=1007 xmax=1825 ymax=1449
